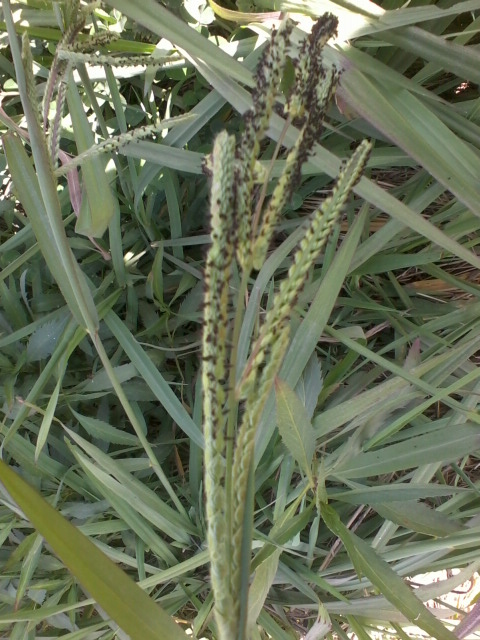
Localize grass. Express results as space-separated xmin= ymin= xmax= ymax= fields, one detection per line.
xmin=1 ymin=0 xmax=480 ymax=638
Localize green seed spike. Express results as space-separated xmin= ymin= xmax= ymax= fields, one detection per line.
xmin=239 ymin=139 xmax=372 ymax=399
xmin=229 ymin=327 xmax=290 ymax=595
xmin=54 ymin=116 xmax=194 ymax=177
xmin=252 ymin=16 xmax=339 ymax=271
xmin=201 ymin=15 xmax=371 ymax=639
xmin=56 ymin=50 xmax=178 ymax=69
xmin=61 ymin=31 xmax=119 ymax=53
xmin=202 ymin=131 xmax=238 ymax=638
xmin=286 ymin=13 xmax=338 ymax=122
xmin=42 ymin=0 xmax=85 ymax=158
xmin=235 ymin=18 xmax=294 ymax=270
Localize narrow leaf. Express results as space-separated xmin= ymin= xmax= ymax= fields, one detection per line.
xmin=35 ymin=375 xmax=62 ymax=462
xmin=103 ymin=0 xmax=252 ymax=86
xmin=71 ymin=408 xmax=138 ymax=446
xmin=104 ymin=311 xmax=203 ymax=448
xmin=247 ymin=548 xmax=282 ymax=634
xmin=339 ymin=71 xmax=480 ymax=216
xmin=2 ymin=134 xmax=98 ymax=331
xmin=2 ymin=2 xmax=99 ymax=333
xmin=321 ymin=503 xmax=458 ymax=640
xmin=295 ymin=353 xmax=323 ymax=419
xmin=275 ymin=378 xmax=315 ymax=485
xmin=66 ymin=78 xmax=118 ymax=238
xmin=373 ymin=501 xmax=462 ymax=537
xmin=333 ymin=423 xmax=480 ymax=478
xmin=27 ymin=315 xmax=69 ymax=362
xmin=0 ymin=461 xmax=189 ymax=640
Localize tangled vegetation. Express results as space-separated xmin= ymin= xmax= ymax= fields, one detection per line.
xmin=1 ymin=0 xmax=480 ymax=639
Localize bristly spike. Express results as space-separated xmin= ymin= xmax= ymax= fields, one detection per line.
xmin=201 ymin=15 xmax=371 ymax=640
xmin=240 ymin=139 xmax=372 ymax=398
xmin=54 ymin=115 xmax=193 ymax=177
xmin=202 ymin=131 xmax=239 ymax=638
xmin=252 ymin=16 xmax=339 ymax=270
xmin=235 ymin=18 xmax=294 ymax=270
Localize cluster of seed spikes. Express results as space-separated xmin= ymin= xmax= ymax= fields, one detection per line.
xmin=40 ymin=0 xmax=179 ymax=171
xmin=202 ymin=14 xmax=371 ymax=640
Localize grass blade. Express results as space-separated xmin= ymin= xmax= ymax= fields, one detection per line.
xmin=332 ymin=424 xmax=480 ymax=478
xmin=321 ymin=503 xmax=458 ymax=640
xmin=275 ymin=378 xmax=315 ymax=485
xmin=0 ymin=461 xmax=189 ymax=640
xmin=104 ymin=311 xmax=203 ymax=448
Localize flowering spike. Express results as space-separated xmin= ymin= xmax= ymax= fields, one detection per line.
xmin=235 ymin=18 xmax=294 ymax=269
xmin=201 ymin=16 xmax=370 ymax=640
xmin=202 ymin=131 xmax=238 ymax=637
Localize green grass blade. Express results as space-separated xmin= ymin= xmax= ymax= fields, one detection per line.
xmin=339 ymin=71 xmax=480 ymax=214
xmin=64 ymin=427 xmax=196 ymax=539
xmin=321 ymin=503 xmax=458 ymax=639
xmin=35 ymin=374 xmax=62 ymax=462
xmin=0 ymin=461 xmax=189 ymax=640
xmin=2 ymin=133 xmax=98 ymax=331
xmin=384 ymin=25 xmax=480 ymax=85
xmin=332 ymin=423 xmax=480 ymax=478
xmin=2 ymin=0 xmax=99 ymax=332
xmin=254 ymin=205 xmax=369 ymax=465
xmin=195 ymin=49 xmax=480 ymax=271
xmin=103 ymin=0 xmax=252 ymax=86
xmin=373 ymin=501 xmax=462 ymax=537
xmin=66 ymin=77 xmax=118 ymax=238
xmin=275 ymin=378 xmax=315 ymax=485
xmin=104 ymin=311 xmax=203 ymax=448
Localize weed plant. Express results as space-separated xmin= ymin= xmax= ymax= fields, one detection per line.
xmin=0 ymin=1 xmax=480 ymax=639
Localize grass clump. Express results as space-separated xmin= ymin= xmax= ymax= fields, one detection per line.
xmin=1 ymin=1 xmax=480 ymax=639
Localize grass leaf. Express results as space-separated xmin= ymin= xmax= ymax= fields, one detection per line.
xmin=275 ymin=378 xmax=315 ymax=485
xmin=332 ymin=424 xmax=480 ymax=479
xmin=373 ymin=500 xmax=462 ymax=537
xmin=321 ymin=502 xmax=458 ymax=640
xmin=0 ymin=461 xmax=189 ymax=640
